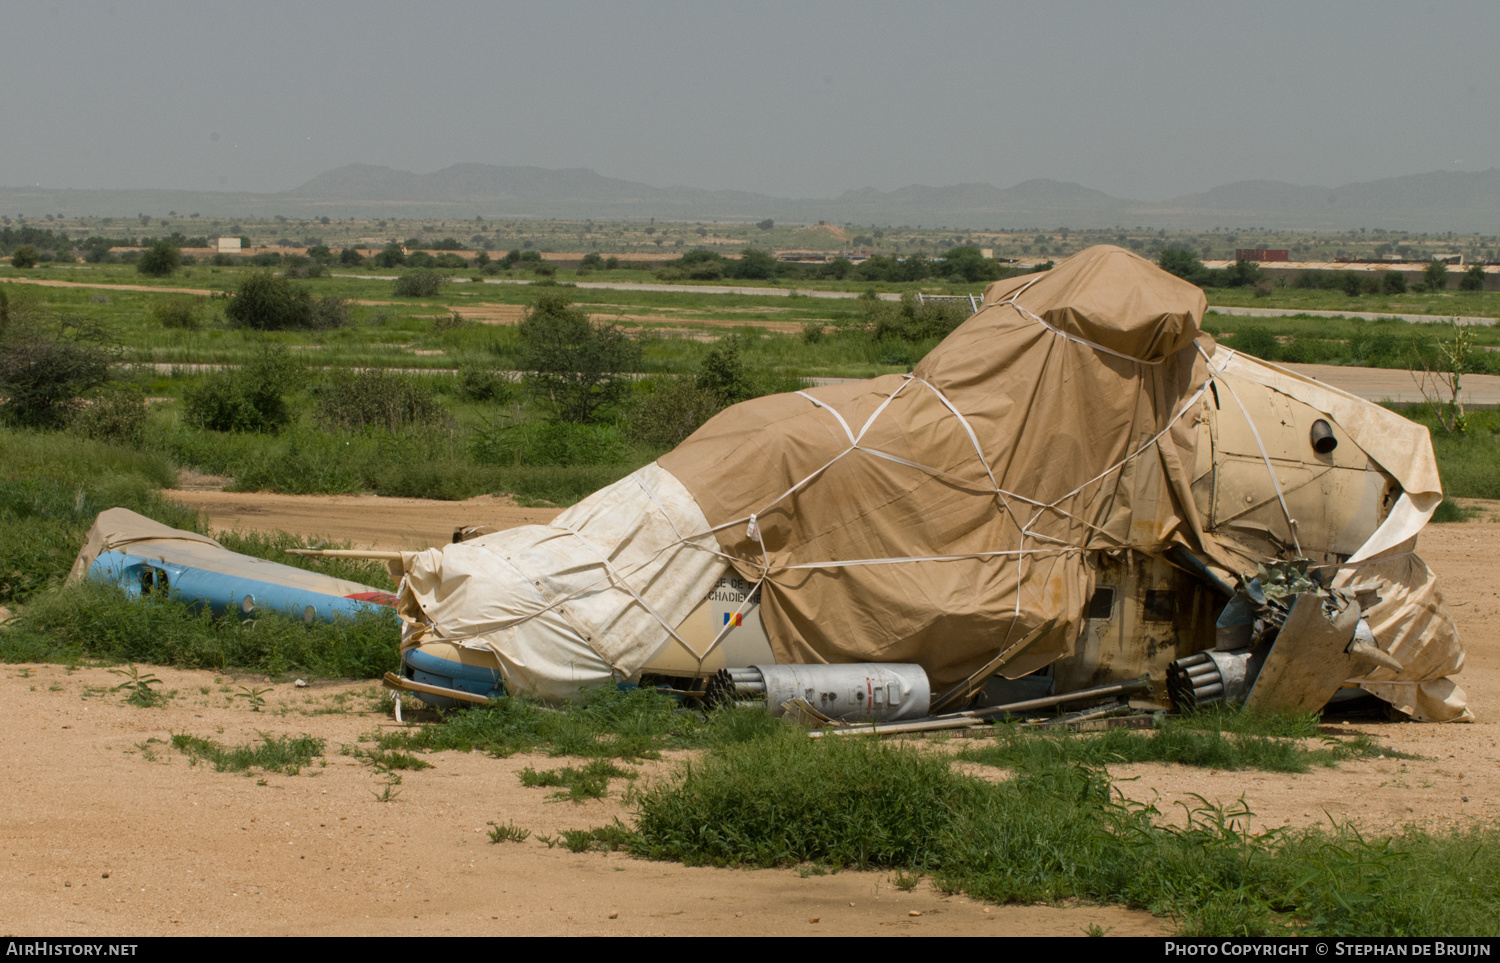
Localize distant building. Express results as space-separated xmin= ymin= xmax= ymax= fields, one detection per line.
xmin=216 ymin=237 xmax=242 ymax=253
xmin=1235 ymin=248 xmax=1288 ymax=262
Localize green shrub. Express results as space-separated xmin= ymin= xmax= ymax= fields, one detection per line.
xmin=624 ymin=378 xmax=723 ymax=449
xmin=312 ymin=370 xmax=449 ymax=433
xmin=1460 ymin=264 xmax=1486 ymax=293
xmin=520 ymin=291 xmax=641 ymax=423
xmin=393 ymin=269 xmax=442 ymax=297
xmin=150 ymin=297 xmax=203 ymax=330
xmin=1380 ymin=271 xmax=1407 ymax=294
xmin=470 ymin=419 xmax=631 ymax=466
xmin=10 ymin=245 xmax=38 ymax=269
xmin=225 ymin=272 xmax=309 ymax=330
xmin=1228 ymin=326 xmax=1280 ymax=360
xmin=223 ymin=272 xmax=343 ymax=331
xmin=136 ymin=241 xmax=181 ymax=277
xmin=696 ymin=339 xmax=752 ymax=406
xmin=0 ymin=318 xmax=113 ymax=428
xmin=181 ymin=346 xmax=301 ymax=433
xmin=456 ymin=363 xmax=515 ymax=402
xmin=69 ymin=388 xmax=148 ymax=444
xmin=859 ymin=292 xmax=969 ymax=343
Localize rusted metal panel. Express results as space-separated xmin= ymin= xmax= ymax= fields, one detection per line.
xmin=1053 ymin=552 xmax=1217 ymax=704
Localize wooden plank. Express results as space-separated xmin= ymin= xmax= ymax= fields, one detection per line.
xmin=381 ymin=671 xmax=495 ymax=705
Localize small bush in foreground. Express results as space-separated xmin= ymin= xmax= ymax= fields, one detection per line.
xmin=629 ymin=729 xmax=1500 ymax=936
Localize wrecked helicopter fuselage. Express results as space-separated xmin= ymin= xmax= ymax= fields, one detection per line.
xmin=381 ymin=246 xmax=1467 ymax=723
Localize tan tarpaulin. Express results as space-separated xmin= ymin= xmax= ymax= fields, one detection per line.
xmin=659 ymin=245 xmax=1468 ymax=718
xmin=661 ymin=246 xmax=1216 ymax=690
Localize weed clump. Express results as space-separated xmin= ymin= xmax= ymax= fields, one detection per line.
xmin=560 ymin=821 xmax=633 ymax=853
xmin=487 ymin=821 xmax=531 ymax=844
xmin=519 ymin=759 xmax=636 ymax=802
xmin=171 ymin=732 xmax=325 ymax=775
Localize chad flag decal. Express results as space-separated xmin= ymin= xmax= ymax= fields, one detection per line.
xmin=723 ymin=612 xmax=744 ymax=627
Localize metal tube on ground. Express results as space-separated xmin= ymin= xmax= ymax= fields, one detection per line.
xmin=812 ymin=678 xmax=1152 ymax=738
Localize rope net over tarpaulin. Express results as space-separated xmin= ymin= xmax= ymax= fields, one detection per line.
xmin=394 ymin=245 xmax=1468 ymax=720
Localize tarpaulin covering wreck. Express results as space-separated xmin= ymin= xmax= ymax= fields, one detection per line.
xmin=392 ymin=246 xmax=1468 ymax=721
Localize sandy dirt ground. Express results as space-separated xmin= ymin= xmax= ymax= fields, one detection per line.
xmin=2 ymin=504 xmax=1498 ymax=937
xmin=168 ymin=488 xmax=561 ymax=552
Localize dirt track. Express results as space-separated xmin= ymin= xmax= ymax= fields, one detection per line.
xmin=1 ymin=498 xmax=1497 ymax=935
xmin=168 ymin=489 xmax=560 ymax=551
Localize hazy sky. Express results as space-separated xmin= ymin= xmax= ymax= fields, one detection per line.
xmin=4 ymin=0 xmax=1497 ymax=200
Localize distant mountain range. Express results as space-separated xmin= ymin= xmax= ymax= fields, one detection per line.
xmin=3 ymin=163 xmax=1499 ymax=233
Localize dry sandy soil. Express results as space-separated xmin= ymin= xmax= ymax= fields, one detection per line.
xmin=168 ymin=487 xmax=560 ymax=552
xmin=2 ymin=504 xmax=1498 ymax=936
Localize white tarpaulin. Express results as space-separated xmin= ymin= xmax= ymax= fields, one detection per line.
xmin=395 ymin=463 xmax=726 ymax=701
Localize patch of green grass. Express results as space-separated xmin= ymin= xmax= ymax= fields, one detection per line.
xmin=1386 ymin=403 xmax=1500 ymax=500
xmin=1430 ymin=498 xmax=1475 ymax=523
xmin=520 ymin=759 xmax=636 ymax=802
xmin=2 ymin=580 xmax=398 ymax=679
xmin=960 ymin=720 xmax=1380 ymax=775
xmin=629 ymin=728 xmax=1500 ymax=936
xmin=0 ymin=429 xmax=196 ymax=606
xmin=170 ymin=731 xmax=325 ymax=775
xmin=376 ymin=684 xmax=700 ymax=760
